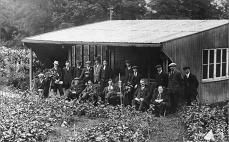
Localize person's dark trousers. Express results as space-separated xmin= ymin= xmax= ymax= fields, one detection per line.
xmin=154 ymin=103 xmax=166 ymax=117
xmin=132 ymin=100 xmax=140 ymax=110
xmin=53 ymin=84 xmax=64 ymax=96
xmin=100 ymin=79 xmax=108 ymax=102
xmin=139 ymin=101 xmax=149 ymax=112
xmin=169 ymin=89 xmax=179 ymax=114
xmin=185 ymin=91 xmax=197 ymax=106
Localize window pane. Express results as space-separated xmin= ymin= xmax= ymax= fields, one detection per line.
xmin=203 ymin=65 xmax=208 ymax=79
xmin=203 ymin=50 xmax=208 ymax=64
xmin=216 ymin=49 xmax=221 ymax=63
xmin=216 ymin=64 xmax=221 ymax=77
xmin=209 ymin=64 xmax=214 ymax=78
xmin=222 ymin=63 xmax=226 ymax=76
xmin=210 ymin=50 xmax=214 ymax=63
xmin=222 ymin=49 xmax=226 ymax=62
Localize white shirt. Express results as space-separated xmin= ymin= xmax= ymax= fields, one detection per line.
xmin=103 ymin=66 xmax=106 ymax=70
xmin=134 ymin=72 xmax=138 ymax=76
xmin=186 ymin=72 xmax=190 ymax=78
xmin=158 ymin=70 xmax=162 ymax=74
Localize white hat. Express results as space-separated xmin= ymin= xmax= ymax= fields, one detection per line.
xmin=169 ymin=63 xmax=176 ymax=67
xmin=53 ymin=61 xmax=59 ymax=65
xmin=38 ymin=73 xmax=45 ymax=77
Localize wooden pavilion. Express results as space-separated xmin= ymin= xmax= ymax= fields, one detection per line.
xmin=22 ymin=20 xmax=229 ymax=104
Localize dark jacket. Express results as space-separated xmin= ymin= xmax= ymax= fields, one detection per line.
xmin=125 ymin=67 xmax=133 ymax=82
xmin=134 ymin=86 xmax=150 ymax=103
xmin=155 ymin=71 xmax=168 ymax=88
xmin=63 ymin=67 xmax=74 ymax=85
xmin=130 ymin=72 xmax=141 ymax=87
xmin=99 ymin=65 xmax=112 ymax=82
xmin=167 ymin=69 xmax=183 ymax=90
xmin=152 ymin=88 xmax=170 ymax=106
xmin=183 ymin=73 xmax=199 ymax=95
xmin=80 ymin=67 xmax=94 ymax=81
xmin=50 ymin=67 xmax=63 ymax=86
xmin=74 ymin=66 xmax=83 ymax=78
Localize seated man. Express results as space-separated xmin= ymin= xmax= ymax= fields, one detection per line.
xmin=65 ymin=77 xmax=85 ymax=101
xmin=122 ymin=81 xmax=134 ymax=106
xmin=151 ymin=86 xmax=170 ymax=117
xmin=78 ymin=80 xmax=98 ymax=104
xmin=132 ymin=79 xmax=150 ymax=112
xmin=33 ymin=73 xmax=50 ymax=98
xmin=82 ymin=71 xmax=91 ymax=85
xmin=104 ymin=79 xmax=121 ymax=105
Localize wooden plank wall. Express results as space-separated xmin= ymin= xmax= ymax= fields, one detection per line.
xmin=163 ymin=24 xmax=229 ymax=104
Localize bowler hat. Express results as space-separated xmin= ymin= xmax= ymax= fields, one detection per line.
xmin=155 ymin=65 xmax=162 ymax=68
xmin=169 ymin=63 xmax=176 ymax=67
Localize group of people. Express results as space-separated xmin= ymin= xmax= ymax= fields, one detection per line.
xmin=33 ymin=57 xmax=199 ymax=117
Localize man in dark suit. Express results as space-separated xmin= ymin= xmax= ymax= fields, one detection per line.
xmin=167 ymin=63 xmax=183 ymax=113
xmin=80 ymin=61 xmax=94 ymax=82
xmin=63 ymin=61 xmax=74 ymax=92
xmin=33 ymin=73 xmax=50 ymax=98
xmin=65 ymin=77 xmax=85 ymax=101
xmin=132 ymin=79 xmax=151 ymax=112
xmin=50 ymin=60 xmax=64 ymax=96
xmin=151 ymin=86 xmax=170 ymax=117
xmin=155 ymin=65 xmax=168 ymax=88
xmin=183 ymin=66 xmax=199 ymax=106
xmin=99 ymin=60 xmax=112 ymax=102
xmin=74 ymin=60 xmax=83 ymax=78
xmin=124 ymin=60 xmax=133 ymax=83
xmin=130 ymin=66 xmax=141 ymax=89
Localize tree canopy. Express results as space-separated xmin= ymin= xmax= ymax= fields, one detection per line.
xmin=0 ymin=0 xmax=228 ymax=48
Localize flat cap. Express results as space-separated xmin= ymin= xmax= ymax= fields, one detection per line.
xmin=169 ymin=63 xmax=176 ymax=67
xmin=155 ymin=65 xmax=162 ymax=68
xmin=132 ymin=66 xmax=138 ymax=69
xmin=38 ymin=73 xmax=45 ymax=77
xmin=125 ymin=60 xmax=131 ymax=63
xmin=85 ymin=61 xmax=91 ymax=64
xmin=85 ymin=71 xmax=90 ymax=74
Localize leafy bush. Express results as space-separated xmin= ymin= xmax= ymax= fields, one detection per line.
xmin=179 ymin=101 xmax=228 ymax=142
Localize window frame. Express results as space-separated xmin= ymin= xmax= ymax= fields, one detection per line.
xmin=202 ymin=48 xmax=229 ymax=82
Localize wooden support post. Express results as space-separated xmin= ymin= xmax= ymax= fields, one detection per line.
xmin=29 ymin=48 xmax=33 ymax=91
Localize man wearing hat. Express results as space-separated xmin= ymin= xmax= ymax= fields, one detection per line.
xmin=50 ymin=60 xmax=64 ymax=96
xmin=65 ymin=77 xmax=85 ymax=101
xmin=155 ymin=65 xmax=168 ymax=88
xmin=183 ymin=66 xmax=199 ymax=105
xmin=80 ymin=61 xmax=94 ymax=81
xmin=63 ymin=61 xmax=74 ymax=93
xmin=74 ymin=60 xmax=83 ymax=78
xmin=124 ymin=60 xmax=133 ymax=83
xmin=132 ymin=79 xmax=151 ymax=111
xmin=93 ymin=57 xmax=102 ymax=83
xmin=130 ymin=66 xmax=142 ymax=89
xmin=167 ymin=62 xmax=183 ymax=113
xmin=34 ymin=73 xmax=50 ymax=98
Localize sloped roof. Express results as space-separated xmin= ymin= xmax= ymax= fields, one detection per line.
xmin=22 ymin=20 xmax=229 ymax=46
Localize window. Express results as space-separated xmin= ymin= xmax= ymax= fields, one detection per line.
xmin=202 ymin=48 xmax=229 ymax=81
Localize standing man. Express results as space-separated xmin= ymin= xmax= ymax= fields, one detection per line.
xmin=74 ymin=60 xmax=83 ymax=78
xmin=63 ymin=61 xmax=74 ymax=93
xmin=183 ymin=66 xmax=199 ymax=105
xmin=94 ymin=57 xmax=102 ymax=84
xmin=130 ymin=66 xmax=141 ymax=89
xmin=167 ymin=63 xmax=183 ymax=113
xmin=124 ymin=60 xmax=133 ymax=83
xmin=155 ymin=65 xmax=168 ymax=88
xmin=50 ymin=61 xmax=64 ymax=96
xmin=80 ymin=61 xmax=94 ymax=82
xmin=99 ymin=60 xmax=112 ymax=102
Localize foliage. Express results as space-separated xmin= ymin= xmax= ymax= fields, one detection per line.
xmin=146 ymin=0 xmax=229 ymax=19
xmin=0 ymin=46 xmax=43 ymax=90
xmin=179 ymin=101 xmax=228 ymax=142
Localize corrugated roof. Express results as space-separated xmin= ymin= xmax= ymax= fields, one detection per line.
xmin=22 ymin=20 xmax=229 ymax=45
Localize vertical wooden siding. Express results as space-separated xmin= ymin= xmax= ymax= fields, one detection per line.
xmin=163 ymin=24 xmax=229 ymax=104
